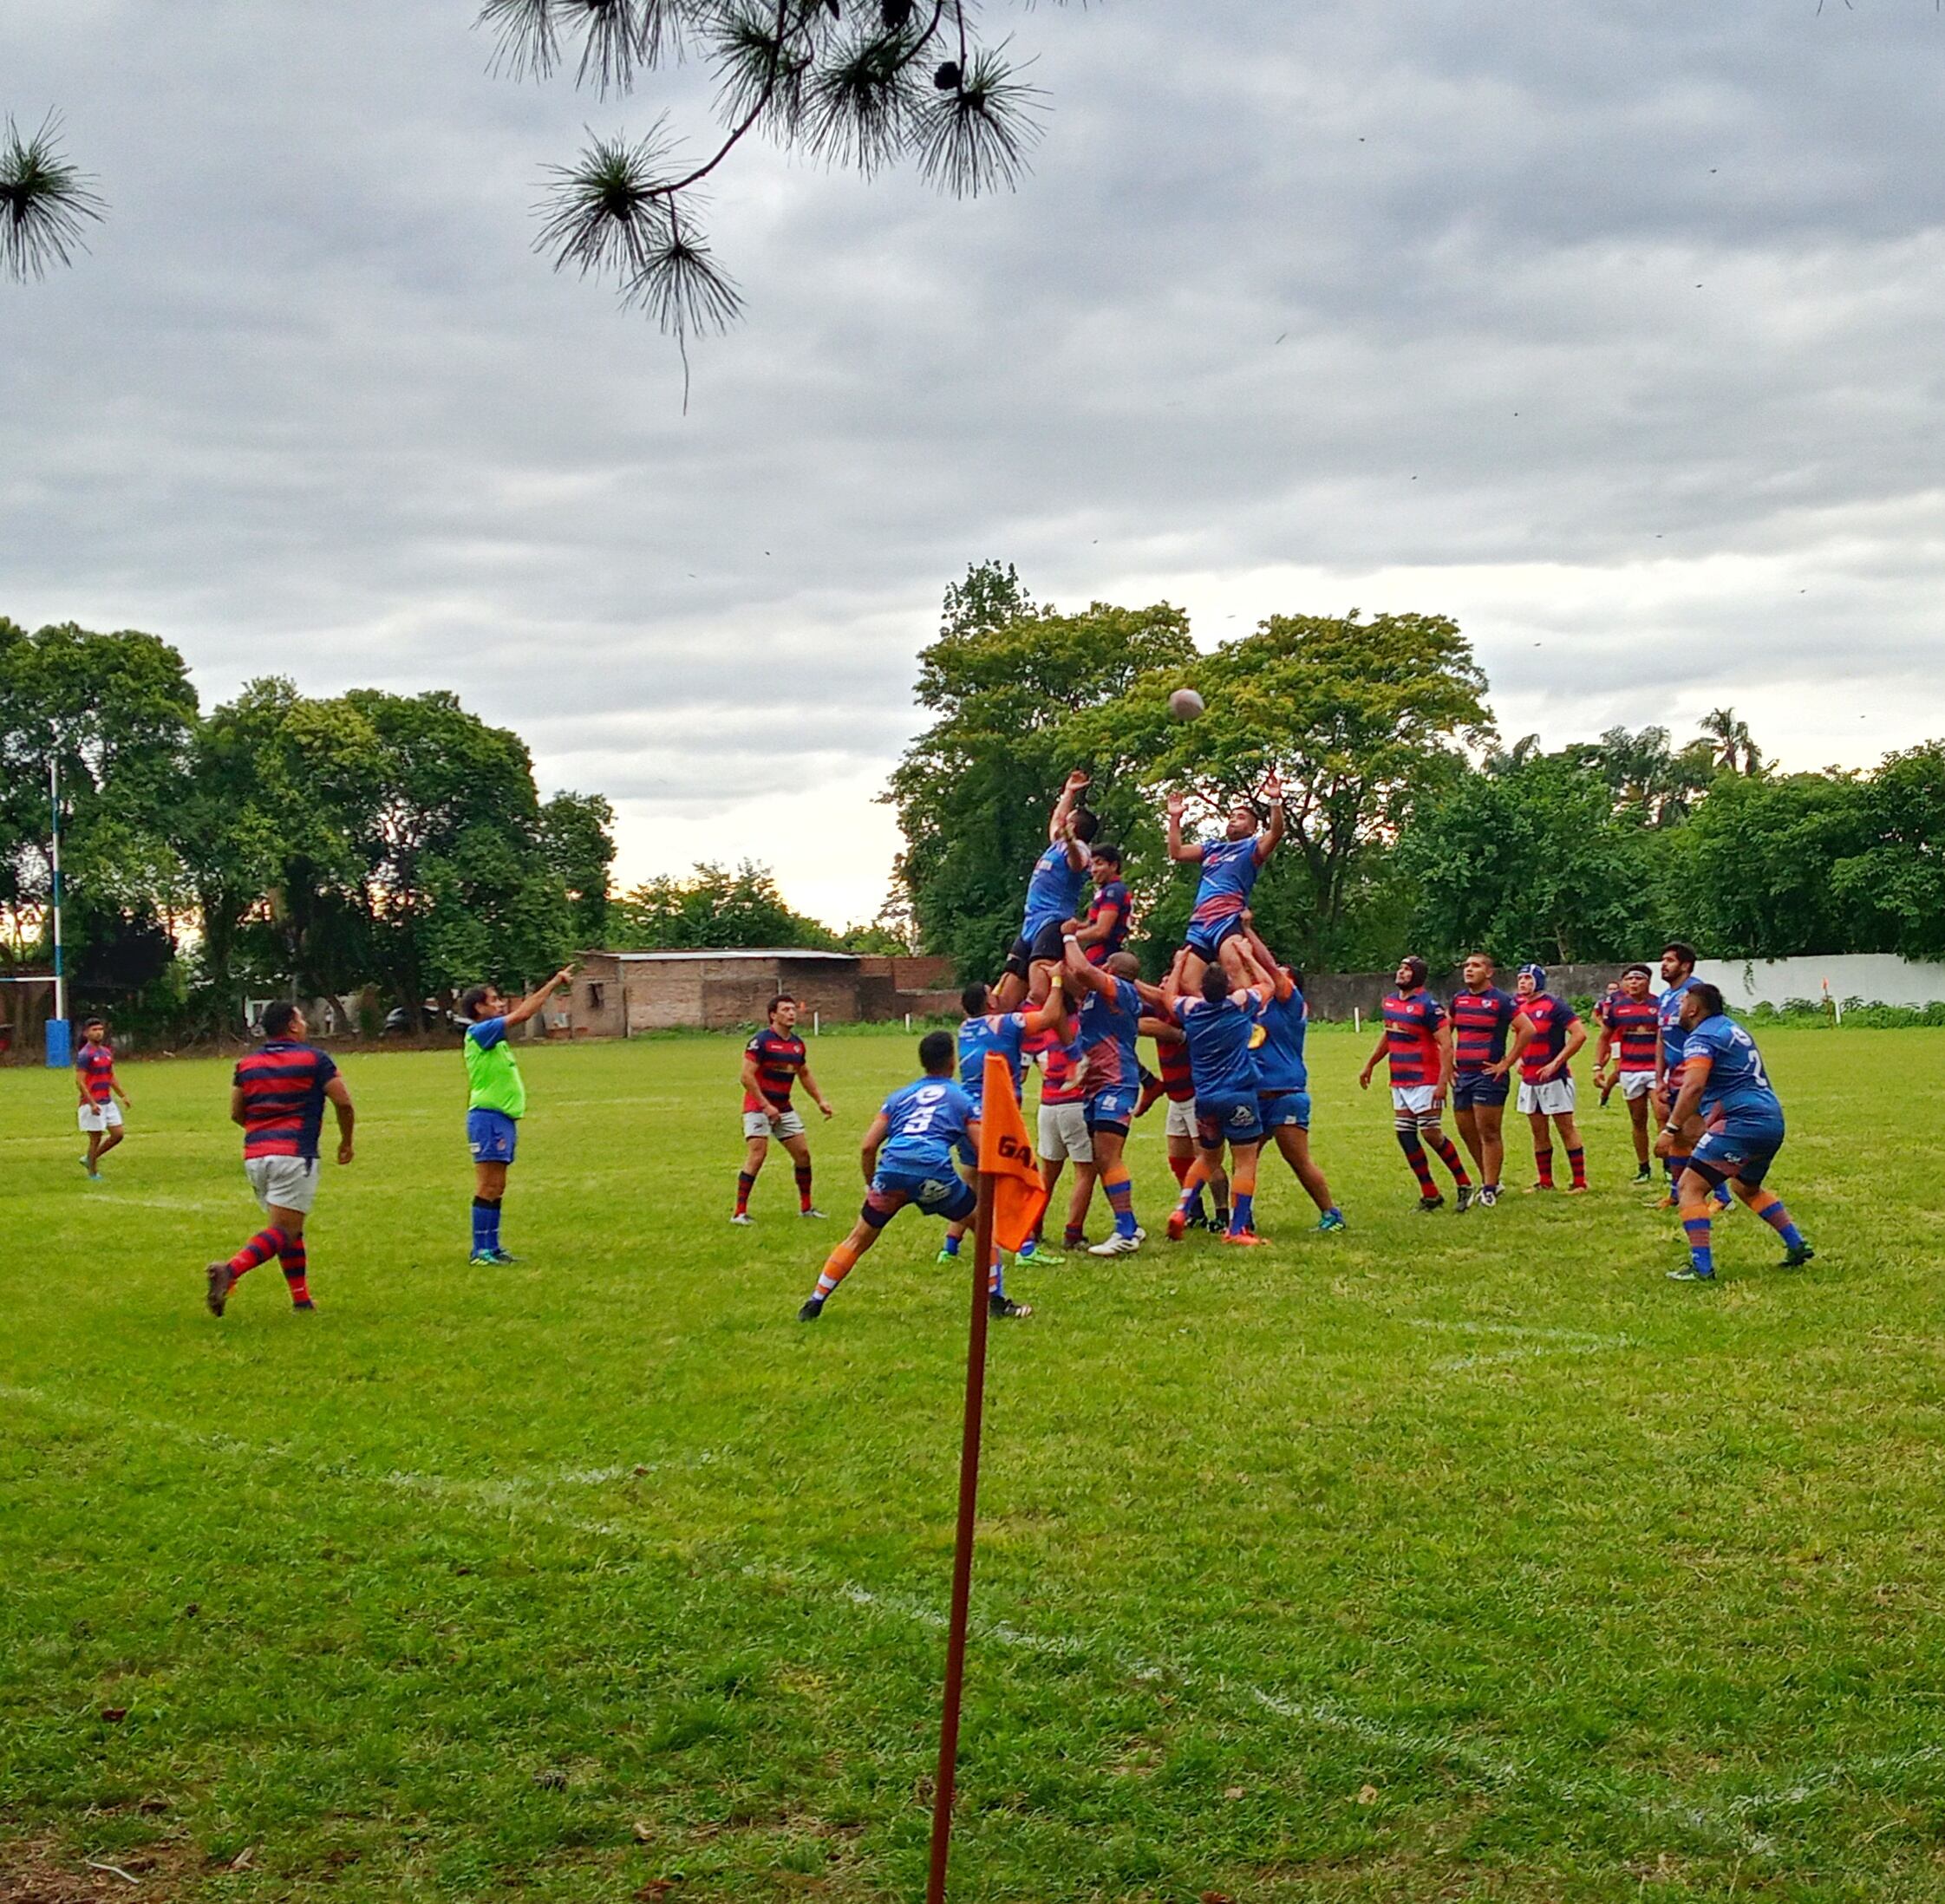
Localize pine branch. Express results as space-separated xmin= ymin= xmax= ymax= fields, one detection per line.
xmin=0 ymin=113 xmax=107 ymax=284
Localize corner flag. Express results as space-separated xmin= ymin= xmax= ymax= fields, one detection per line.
xmin=977 ymin=1052 xmax=1047 ymax=1251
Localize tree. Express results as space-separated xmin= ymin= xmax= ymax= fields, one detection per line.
xmin=887 ymin=567 xmax=1194 ymax=979
xmin=610 ymin=859 xmax=838 ymax=949
xmin=1830 ymin=745 xmax=1945 ymax=960
xmin=1695 ymin=707 xmax=1764 ymax=778
xmin=505 ymin=0 xmax=1061 ymax=349
xmin=1397 ymin=754 xmax=1657 ymax=968
xmin=1587 ymin=725 xmax=1714 ymax=827
xmin=540 ymin=790 xmax=617 ymax=944
xmin=1 ymin=114 xmax=105 ymax=283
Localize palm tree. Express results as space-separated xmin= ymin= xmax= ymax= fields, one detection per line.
xmin=1695 ymin=707 xmax=1764 ymax=778
xmin=1 ymin=114 xmax=106 ymax=283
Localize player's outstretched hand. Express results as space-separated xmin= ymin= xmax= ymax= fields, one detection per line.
xmin=337 ymin=1138 xmax=356 ymax=1165
xmin=1063 ymin=769 xmax=1091 ymax=795
xmin=1166 ymin=790 xmax=1186 ymax=819
xmin=1263 ymin=768 xmax=1284 ymax=802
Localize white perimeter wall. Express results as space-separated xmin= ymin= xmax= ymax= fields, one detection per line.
xmin=1688 ymin=954 xmax=1945 ymax=1010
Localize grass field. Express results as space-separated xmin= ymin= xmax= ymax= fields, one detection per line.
xmin=3 ymin=1025 xmax=1943 ymax=1902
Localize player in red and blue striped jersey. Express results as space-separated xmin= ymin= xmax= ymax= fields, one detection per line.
xmin=733 ymin=994 xmax=835 ymax=1223
xmin=1165 ymin=773 xmax=1285 ymax=993
xmin=1659 ymin=982 xmax=1812 ymax=1283
xmin=1074 ymin=844 xmax=1131 ymax=966
xmin=1513 ymin=964 xmax=1588 ymax=1191
xmin=1595 ymin=964 xmax=1661 ymax=1182
xmin=1360 ymin=956 xmax=1472 ymax=1211
xmin=75 ymin=1016 xmax=130 ymax=1179
xmin=1446 ymin=954 xmax=1528 ymax=1206
xmin=205 ymin=1001 xmax=355 ymax=1317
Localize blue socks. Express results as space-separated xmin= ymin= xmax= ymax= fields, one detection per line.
xmin=1682 ymin=1215 xmax=1715 ymax=1278
xmin=1231 ymin=1191 xmax=1255 ymax=1235
xmin=472 ymin=1197 xmax=499 ymax=1255
xmin=942 ymin=1233 xmax=962 ymax=1257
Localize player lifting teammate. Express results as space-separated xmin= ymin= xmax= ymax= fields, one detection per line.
xmin=1167 ymin=773 xmax=1285 ymax=990
xmin=1239 ymin=918 xmax=1344 ymax=1231
xmin=733 ymin=994 xmax=835 ymax=1223
xmin=1660 ymin=981 xmax=1812 ymax=1283
xmin=1061 ymin=934 xmax=1170 ymax=1255
xmin=1361 ymin=956 xmax=1472 ymax=1211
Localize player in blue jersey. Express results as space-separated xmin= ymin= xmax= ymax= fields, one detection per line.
xmin=798 ymin=1031 xmax=1031 ymax=1320
xmin=1240 ymin=919 xmax=1344 ymax=1231
xmin=1061 ymin=936 xmax=1171 ymax=1255
xmin=1657 ymin=983 xmax=1812 ymax=1283
xmin=1161 ymin=937 xmax=1276 ymax=1244
xmin=996 ymin=770 xmax=1098 ymax=1011
xmin=1654 ymin=941 xmax=1703 ymax=1205
xmin=1166 ymin=772 xmax=1286 ymax=992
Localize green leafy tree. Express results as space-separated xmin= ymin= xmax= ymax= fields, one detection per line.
xmin=540 ymin=791 xmax=617 ymax=945
xmin=1398 ymin=753 xmax=1658 ymax=968
xmin=888 ymin=565 xmax=1194 ymax=979
xmin=1829 ymin=745 xmax=1945 ymax=960
xmin=610 ymin=860 xmax=838 ymax=949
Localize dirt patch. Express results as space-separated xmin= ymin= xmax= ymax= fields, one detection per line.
xmin=0 ymin=1837 xmax=204 ymax=1904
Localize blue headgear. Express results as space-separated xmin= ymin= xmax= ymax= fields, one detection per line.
xmin=1518 ymin=962 xmax=1547 ymax=989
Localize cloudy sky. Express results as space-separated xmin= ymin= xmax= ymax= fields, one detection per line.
xmin=5 ymin=3 xmax=1942 ymax=926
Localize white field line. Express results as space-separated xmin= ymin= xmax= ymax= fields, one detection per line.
xmin=3 ymin=1379 xmax=1939 ymax=1848
xmin=1400 ymin=1316 xmax=1635 ymax=1372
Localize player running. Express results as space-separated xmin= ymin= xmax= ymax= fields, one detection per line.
xmin=1161 ymin=937 xmax=1275 ymax=1244
xmin=1062 ymin=935 xmax=1171 ymax=1255
xmin=1446 ymin=955 xmax=1526 ymax=1206
xmin=733 ymin=994 xmax=835 ymax=1223
xmin=205 ymin=1001 xmax=354 ymax=1317
xmin=995 ymin=771 xmax=1097 ymax=1010
xmin=800 ymin=1030 xmax=1031 ymax=1321
xmin=1659 ymin=982 xmax=1812 ymax=1282
xmin=460 ymin=964 xmax=575 ymax=1265
xmin=75 ymin=1015 xmax=129 ymax=1179
xmin=1166 ymin=773 xmax=1285 ymax=990
xmin=1512 ymin=964 xmax=1587 ymax=1192
xmin=1595 ymin=964 xmax=1661 ymax=1182
xmin=1361 ymin=956 xmax=1472 ymax=1211
xmin=1240 ymin=919 xmax=1344 ymax=1231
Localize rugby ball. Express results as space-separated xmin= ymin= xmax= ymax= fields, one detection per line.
xmin=1169 ymin=688 xmax=1205 ymax=721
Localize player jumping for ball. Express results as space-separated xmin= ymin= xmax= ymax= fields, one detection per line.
xmin=205 ymin=1001 xmax=354 ymax=1317
xmin=995 ymin=770 xmax=1097 ymax=1011
xmin=1659 ymin=982 xmax=1812 ymax=1283
xmin=460 ymin=964 xmax=576 ymax=1265
xmin=75 ymin=1015 xmax=130 ymax=1179
xmin=800 ymin=1030 xmax=1028 ymax=1321
xmin=733 ymin=993 xmax=835 ymax=1223
xmin=1166 ymin=773 xmax=1285 ymax=993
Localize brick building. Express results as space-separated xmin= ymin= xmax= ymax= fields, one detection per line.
xmin=538 ymin=949 xmax=960 ymax=1037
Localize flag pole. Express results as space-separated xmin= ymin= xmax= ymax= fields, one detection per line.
xmin=925 ymin=1156 xmax=996 ymax=1904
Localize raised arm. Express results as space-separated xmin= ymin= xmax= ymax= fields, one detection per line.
xmin=1023 ymin=965 xmax=1071 ymax=1033
xmin=1241 ymin=921 xmax=1296 ymax=1002
xmin=1049 ymin=770 xmax=1089 ymax=844
xmin=1061 ymin=933 xmax=1116 ymax=999
xmin=1165 ymin=790 xmax=1203 ymax=864
xmin=503 ymin=964 xmax=577 ymax=1029
xmin=1255 ymin=770 xmax=1286 ymax=862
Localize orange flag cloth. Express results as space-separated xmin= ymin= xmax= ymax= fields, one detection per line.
xmin=978 ymin=1051 xmax=1048 ymax=1252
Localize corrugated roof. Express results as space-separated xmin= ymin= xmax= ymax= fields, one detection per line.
xmin=584 ymin=948 xmax=859 ymax=964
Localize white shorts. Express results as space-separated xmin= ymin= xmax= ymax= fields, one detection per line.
xmin=77 ymin=1102 xmax=123 ymax=1133
xmin=1391 ymin=1085 xmax=1439 ymax=1117
xmin=743 ymin=1107 xmax=806 ymax=1140
xmin=1618 ymin=1069 xmax=1657 ymax=1101
xmin=1518 ymin=1077 xmax=1577 ymax=1117
xmin=1164 ymin=1098 xmax=1198 ymax=1141
xmin=1037 ymin=1101 xmax=1092 ymax=1164
xmin=245 ymin=1155 xmax=320 ymax=1215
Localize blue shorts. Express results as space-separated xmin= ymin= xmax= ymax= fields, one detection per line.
xmin=467 ymin=1107 xmax=519 ymax=1164
xmin=1259 ymin=1088 xmax=1311 ymax=1131
xmin=1087 ymin=1084 xmax=1139 ymax=1133
xmin=863 ymin=1167 xmax=978 ymax=1228
xmin=1687 ymin=1117 xmax=1785 ymax=1189
xmin=1185 ymin=914 xmax=1243 ymax=961
xmin=1452 ymin=1072 xmax=1509 ymax=1110
xmin=1196 ymin=1092 xmax=1264 ymax=1149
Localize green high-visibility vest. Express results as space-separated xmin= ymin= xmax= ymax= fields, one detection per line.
xmin=465 ymin=1018 xmax=526 ymax=1118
